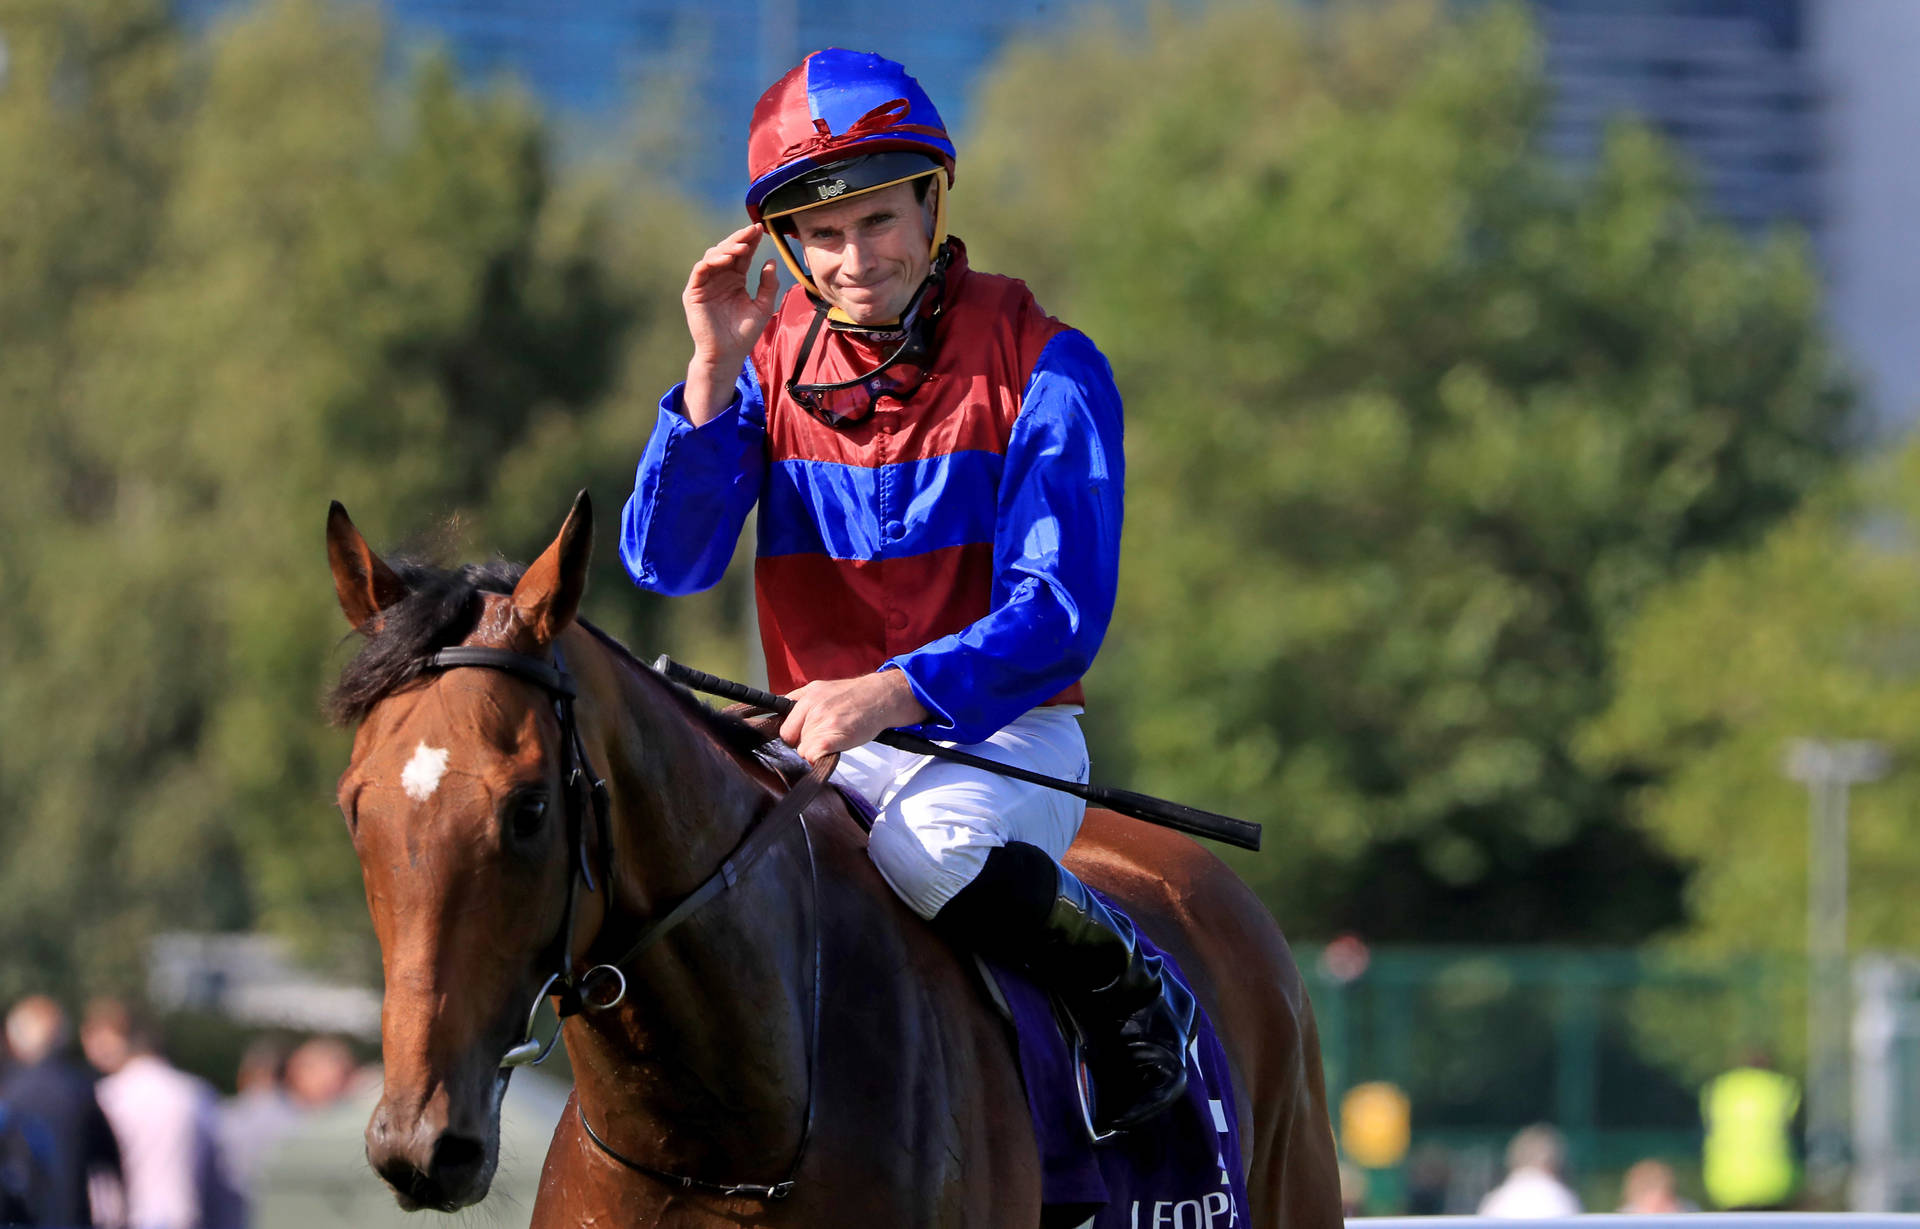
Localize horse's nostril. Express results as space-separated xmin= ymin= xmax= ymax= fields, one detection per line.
xmin=374 ymin=1155 xmax=446 ymax=1210
xmin=432 ymin=1132 xmax=487 ymax=1180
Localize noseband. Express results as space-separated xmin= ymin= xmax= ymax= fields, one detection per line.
xmin=418 ymin=642 xmax=835 ymax=1199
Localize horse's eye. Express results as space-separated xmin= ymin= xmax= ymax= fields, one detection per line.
xmin=508 ymin=793 xmax=549 ymax=843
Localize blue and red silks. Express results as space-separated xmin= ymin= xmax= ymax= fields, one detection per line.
xmin=619 ymin=242 xmax=1125 ymax=745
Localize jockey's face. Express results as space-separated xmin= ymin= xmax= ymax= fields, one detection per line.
xmin=790 ymin=180 xmax=935 ymax=325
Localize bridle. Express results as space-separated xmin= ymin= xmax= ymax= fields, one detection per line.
xmin=417 ymin=642 xmax=836 ymax=1200
xmin=425 ymin=645 xmax=619 ymax=1050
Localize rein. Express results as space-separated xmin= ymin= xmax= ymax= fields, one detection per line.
xmin=419 ymin=643 xmax=837 ymax=1200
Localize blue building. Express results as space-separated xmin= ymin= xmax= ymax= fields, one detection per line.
xmin=1533 ymin=0 xmax=1818 ymax=230
xmin=172 ymin=0 xmax=1920 ymax=427
xmin=177 ymin=0 xmax=1818 ymax=225
xmin=179 ymin=0 xmax=1098 ymax=208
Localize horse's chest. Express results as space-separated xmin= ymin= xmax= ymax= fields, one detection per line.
xmin=535 ymin=969 xmax=1039 ymax=1225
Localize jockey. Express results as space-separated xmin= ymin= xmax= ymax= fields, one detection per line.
xmin=619 ymin=48 xmax=1192 ymax=1134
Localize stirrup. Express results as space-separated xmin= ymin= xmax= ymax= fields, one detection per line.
xmin=1072 ymin=973 xmax=1195 ymax=1137
xmin=1062 ymin=1001 xmax=1192 ymax=1140
xmin=1066 ymin=1016 xmax=1121 ymax=1145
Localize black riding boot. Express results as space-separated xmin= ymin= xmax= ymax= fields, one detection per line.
xmin=933 ymin=841 xmax=1196 ymax=1134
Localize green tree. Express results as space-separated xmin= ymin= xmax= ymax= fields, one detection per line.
xmin=963 ymin=0 xmax=1850 ymax=940
xmin=0 ymin=0 xmax=190 ymax=997
xmin=0 ymin=0 xmax=706 ymax=998
xmin=1580 ymin=443 xmax=1920 ymax=1074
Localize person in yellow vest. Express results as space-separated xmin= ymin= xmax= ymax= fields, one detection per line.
xmin=1701 ymin=1052 xmax=1801 ymax=1210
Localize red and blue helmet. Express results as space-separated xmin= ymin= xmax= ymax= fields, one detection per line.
xmin=746 ymin=49 xmax=955 ymax=223
xmin=746 ymin=50 xmax=956 ymax=304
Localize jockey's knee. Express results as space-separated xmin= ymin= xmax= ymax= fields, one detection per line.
xmin=866 ymin=816 xmax=996 ymax=920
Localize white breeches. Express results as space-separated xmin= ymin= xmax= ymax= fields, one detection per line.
xmin=831 ymin=706 xmax=1091 ymax=919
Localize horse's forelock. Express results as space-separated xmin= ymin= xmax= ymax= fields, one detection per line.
xmin=326 ymin=558 xmax=526 ymax=726
xmin=325 ymin=559 xmax=775 ymax=764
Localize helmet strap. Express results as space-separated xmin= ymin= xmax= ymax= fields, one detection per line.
xmin=785 ymin=241 xmax=953 ymax=425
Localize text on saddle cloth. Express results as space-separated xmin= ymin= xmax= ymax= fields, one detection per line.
xmin=983 ymin=898 xmax=1251 ymax=1228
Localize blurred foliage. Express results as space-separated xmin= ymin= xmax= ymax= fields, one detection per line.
xmin=1584 ymin=440 xmax=1920 ymax=1075
xmin=0 ymin=0 xmax=1871 ymax=1010
xmin=1305 ymin=946 xmax=1766 ymax=1148
xmin=0 ymin=0 xmax=715 ymax=1000
xmin=964 ymin=0 xmax=1851 ymax=942
xmin=1585 ymin=441 xmax=1920 ymax=957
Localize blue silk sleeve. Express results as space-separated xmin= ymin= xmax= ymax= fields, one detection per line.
xmin=619 ymin=364 xmax=767 ymax=596
xmin=886 ymin=330 xmax=1125 ymax=743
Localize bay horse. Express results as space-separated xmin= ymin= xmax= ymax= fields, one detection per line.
xmin=325 ymin=492 xmax=1341 ymax=1227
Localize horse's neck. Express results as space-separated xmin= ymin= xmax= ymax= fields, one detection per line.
xmin=563 ymin=630 xmax=815 ymax=1177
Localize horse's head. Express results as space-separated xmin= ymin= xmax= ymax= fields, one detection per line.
xmin=326 ymin=494 xmax=595 ymax=1211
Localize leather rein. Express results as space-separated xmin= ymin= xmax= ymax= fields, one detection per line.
xmin=419 ymin=644 xmax=837 ymax=1200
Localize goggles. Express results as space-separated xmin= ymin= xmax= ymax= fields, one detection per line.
xmin=785 ymin=244 xmax=950 ymax=424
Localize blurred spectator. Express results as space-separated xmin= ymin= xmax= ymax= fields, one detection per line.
xmin=80 ymin=1001 xmax=241 ymax=1229
xmin=1701 ymin=1051 xmax=1799 ymax=1211
xmin=1477 ymin=1124 xmax=1581 ymax=1218
xmin=1618 ymin=1158 xmax=1697 ymax=1213
xmin=1405 ymin=1142 xmax=1454 ymax=1215
xmin=215 ymin=1041 xmax=296 ymax=1201
xmin=282 ymin=1039 xmax=359 ymax=1111
xmin=0 ymin=1099 xmax=54 ymax=1227
xmin=0 ymin=996 xmax=121 ymax=1227
xmin=1338 ymin=1159 xmax=1368 ymax=1218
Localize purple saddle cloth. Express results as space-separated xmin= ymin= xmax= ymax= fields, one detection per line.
xmin=826 ymin=784 xmax=1250 ymax=1225
xmin=981 ymin=905 xmax=1252 ymax=1229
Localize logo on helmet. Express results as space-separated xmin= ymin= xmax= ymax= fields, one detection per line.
xmin=815 ymin=179 xmax=849 ymax=200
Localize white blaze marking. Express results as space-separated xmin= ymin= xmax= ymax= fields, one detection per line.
xmin=401 ymin=742 xmax=450 ymax=802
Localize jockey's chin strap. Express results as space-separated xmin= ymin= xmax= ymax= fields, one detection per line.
xmin=784 ymin=241 xmax=953 ymax=424
xmin=421 ymin=643 xmax=836 ymax=1200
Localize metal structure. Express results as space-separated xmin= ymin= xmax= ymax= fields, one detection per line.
xmin=1854 ymin=956 xmax=1920 ymax=1212
xmin=1534 ymin=0 xmax=1819 ymax=230
xmin=1786 ymin=738 xmax=1891 ymax=1203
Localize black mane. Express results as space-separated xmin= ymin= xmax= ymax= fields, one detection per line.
xmin=328 ymin=558 xmax=524 ymax=725
xmin=327 ymin=559 xmax=774 ymax=761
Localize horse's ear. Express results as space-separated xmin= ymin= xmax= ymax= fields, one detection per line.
xmin=327 ymin=501 xmax=409 ymax=631
xmin=513 ymin=490 xmax=593 ymax=645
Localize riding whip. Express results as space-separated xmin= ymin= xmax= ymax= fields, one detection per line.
xmin=653 ymin=657 xmax=1263 ymax=852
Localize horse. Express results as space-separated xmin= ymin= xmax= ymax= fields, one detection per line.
xmin=325 ymin=491 xmax=1343 ymax=1227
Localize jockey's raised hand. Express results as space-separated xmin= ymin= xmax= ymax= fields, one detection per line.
xmin=682 ymin=222 xmax=779 ymax=424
